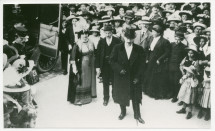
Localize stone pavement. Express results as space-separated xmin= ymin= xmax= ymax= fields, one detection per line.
xmin=32 ymin=53 xmax=210 ymax=128
xmin=33 ymin=73 xmax=210 ymax=128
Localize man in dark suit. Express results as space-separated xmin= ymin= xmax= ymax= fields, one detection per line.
xmin=110 ymin=25 xmax=145 ymax=124
xmin=96 ymin=24 xmax=121 ymax=106
xmin=62 ymin=16 xmax=75 ymax=75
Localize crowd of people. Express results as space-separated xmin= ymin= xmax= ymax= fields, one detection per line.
xmin=3 ymin=2 xmax=211 ymax=128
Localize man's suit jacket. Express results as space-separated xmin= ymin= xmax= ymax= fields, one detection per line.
xmin=110 ymin=43 xmax=145 ymax=106
xmin=65 ymin=24 xmax=75 ymax=50
xmin=95 ymin=36 xmax=122 ymax=71
xmin=134 ymin=30 xmax=153 ymax=50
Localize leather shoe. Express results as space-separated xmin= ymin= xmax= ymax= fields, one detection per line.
xmin=186 ymin=112 xmax=192 ymax=119
xmin=178 ymin=101 xmax=183 ymax=106
xmin=118 ymin=113 xmax=126 ymax=120
xmin=103 ymin=100 xmax=109 ymax=106
xmin=136 ymin=117 xmax=145 ymax=124
xmin=63 ymin=71 xmax=68 ymax=75
xmin=197 ymin=110 xmax=204 ymax=119
xmin=176 ymin=108 xmax=186 ymax=114
xmin=171 ymin=98 xmax=178 ymax=103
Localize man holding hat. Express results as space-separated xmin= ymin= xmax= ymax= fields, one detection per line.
xmin=134 ymin=16 xmax=153 ymax=50
xmin=96 ymin=24 xmax=122 ymax=106
xmin=110 ymin=25 xmax=145 ymax=124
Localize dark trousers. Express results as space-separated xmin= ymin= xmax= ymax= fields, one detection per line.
xmin=120 ymin=97 xmax=141 ymax=119
xmin=101 ymin=62 xmax=113 ymax=101
xmin=169 ymin=70 xmax=182 ymax=99
xmin=61 ymin=51 xmax=68 ymax=72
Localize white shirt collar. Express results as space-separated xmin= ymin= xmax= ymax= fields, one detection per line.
xmin=125 ymin=43 xmax=133 ymax=59
xmin=150 ymin=36 xmax=161 ymax=51
xmin=106 ymin=36 xmax=113 ymax=45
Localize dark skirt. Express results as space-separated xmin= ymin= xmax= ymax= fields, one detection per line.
xmin=143 ymin=60 xmax=171 ymax=99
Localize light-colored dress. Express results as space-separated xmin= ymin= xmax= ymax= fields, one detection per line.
xmin=177 ymin=77 xmax=199 ymax=104
xmin=69 ymin=39 xmax=96 ymax=105
xmin=199 ymin=71 xmax=210 ymax=108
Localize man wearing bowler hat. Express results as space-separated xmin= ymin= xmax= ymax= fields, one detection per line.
xmin=96 ymin=24 xmax=122 ymax=106
xmin=110 ymin=25 xmax=145 ymax=124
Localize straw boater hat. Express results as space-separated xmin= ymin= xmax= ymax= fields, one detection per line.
xmin=66 ymin=15 xmax=80 ymax=21
xmin=98 ymin=15 xmax=112 ymax=23
xmin=193 ymin=22 xmax=207 ymax=29
xmin=179 ymin=10 xmax=193 ymax=18
xmin=167 ymin=15 xmax=182 ymax=23
xmin=183 ymin=65 xmax=198 ymax=75
xmin=183 ymin=20 xmax=192 ymax=25
xmin=185 ymin=44 xmax=198 ymax=52
xmin=112 ymin=16 xmax=125 ymax=22
xmin=124 ymin=10 xmax=135 ymax=19
xmin=104 ymin=6 xmax=115 ymax=12
xmin=204 ymin=27 xmax=210 ymax=32
xmin=90 ymin=26 xmax=100 ymax=32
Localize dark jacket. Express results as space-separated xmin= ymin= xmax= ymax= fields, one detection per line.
xmin=169 ymin=42 xmax=187 ymax=72
xmin=110 ymin=43 xmax=145 ymax=106
xmin=95 ymin=36 xmax=121 ymax=70
xmin=65 ymin=24 xmax=75 ymax=50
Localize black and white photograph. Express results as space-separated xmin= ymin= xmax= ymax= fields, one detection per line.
xmin=1 ymin=0 xmax=213 ymax=129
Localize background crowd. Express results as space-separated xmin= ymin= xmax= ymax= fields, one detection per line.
xmin=3 ymin=2 xmax=211 ymax=128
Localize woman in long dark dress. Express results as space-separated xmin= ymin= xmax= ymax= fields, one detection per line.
xmin=67 ymin=30 xmax=96 ymax=105
xmin=143 ymin=24 xmax=171 ymax=100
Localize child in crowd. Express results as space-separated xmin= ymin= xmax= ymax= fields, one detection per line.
xmin=176 ymin=65 xmax=199 ymax=119
xmin=197 ymin=66 xmax=210 ymax=121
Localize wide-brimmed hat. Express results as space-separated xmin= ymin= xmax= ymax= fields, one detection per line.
xmin=3 ymin=84 xmax=31 ymax=93
xmin=104 ymin=6 xmax=115 ymax=12
xmin=124 ymin=10 xmax=135 ymax=19
xmin=183 ymin=20 xmax=193 ymax=25
xmin=193 ymin=35 xmax=208 ymax=45
xmin=183 ymin=65 xmax=198 ymax=75
xmin=66 ymin=15 xmax=80 ymax=21
xmin=124 ymin=25 xmax=137 ymax=39
xmin=204 ymin=27 xmax=210 ymax=32
xmin=151 ymin=3 xmax=163 ymax=10
xmin=179 ymin=10 xmax=193 ymax=17
xmin=76 ymin=29 xmax=90 ymax=35
xmin=167 ymin=15 xmax=182 ymax=23
xmin=152 ymin=24 xmax=164 ymax=34
xmin=193 ymin=22 xmax=207 ymax=29
xmin=103 ymin=24 xmax=113 ymax=31
xmin=90 ymin=26 xmax=100 ymax=32
xmin=98 ymin=15 xmax=112 ymax=23
xmin=196 ymin=14 xmax=210 ymax=21
xmin=185 ymin=44 xmax=198 ymax=52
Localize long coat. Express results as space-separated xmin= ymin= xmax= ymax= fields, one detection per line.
xmin=143 ymin=36 xmax=171 ymax=99
xmin=134 ymin=30 xmax=153 ymax=50
xmin=95 ymin=36 xmax=122 ymax=71
xmin=110 ymin=43 xmax=145 ymax=106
